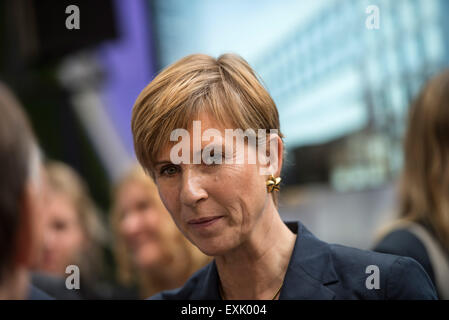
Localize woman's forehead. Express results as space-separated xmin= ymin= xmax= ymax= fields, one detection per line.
xmin=156 ymin=113 xmax=235 ymax=158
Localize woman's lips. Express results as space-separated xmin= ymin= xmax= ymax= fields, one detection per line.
xmin=188 ymin=216 xmax=223 ymax=228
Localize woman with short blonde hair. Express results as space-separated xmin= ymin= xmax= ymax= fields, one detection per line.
xmin=131 ymin=53 xmax=436 ymax=300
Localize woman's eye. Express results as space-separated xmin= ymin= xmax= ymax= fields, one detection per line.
xmin=136 ymin=200 xmax=150 ymax=211
xmin=53 ymin=220 xmax=67 ymax=231
xmin=160 ymin=165 xmax=179 ymax=176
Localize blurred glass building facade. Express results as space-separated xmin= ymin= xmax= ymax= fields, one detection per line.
xmin=253 ymin=0 xmax=449 ymax=191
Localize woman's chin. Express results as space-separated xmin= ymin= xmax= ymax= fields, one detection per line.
xmin=39 ymin=264 xmax=66 ymax=277
xmin=194 ymin=239 xmax=233 ymax=257
xmin=133 ymin=249 xmax=163 ymax=269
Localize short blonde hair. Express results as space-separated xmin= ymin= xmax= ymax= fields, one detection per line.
xmin=131 ymin=53 xmax=284 ymax=204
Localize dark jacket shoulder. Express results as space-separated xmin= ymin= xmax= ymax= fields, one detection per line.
xmin=326 ymin=243 xmax=435 ymax=299
xmin=373 ymin=228 xmax=435 ymax=285
xmin=149 ymin=262 xmax=215 ymax=300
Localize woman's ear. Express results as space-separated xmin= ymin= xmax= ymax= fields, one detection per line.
xmin=259 ymin=133 xmax=283 ymax=176
xmin=272 ymin=134 xmax=283 ymax=177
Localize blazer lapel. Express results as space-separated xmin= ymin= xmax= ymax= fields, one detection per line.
xmin=279 ymin=222 xmax=339 ymax=300
xmin=190 ymin=260 xmax=221 ymax=300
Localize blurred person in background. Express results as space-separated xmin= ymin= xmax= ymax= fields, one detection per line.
xmin=0 ymin=82 xmax=50 ymax=299
xmin=32 ymin=161 xmax=110 ymax=299
xmin=110 ymin=165 xmax=210 ymax=298
xmin=374 ymin=70 xmax=449 ymax=299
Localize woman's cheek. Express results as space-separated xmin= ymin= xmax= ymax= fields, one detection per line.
xmin=158 ymin=186 xmax=177 ymax=214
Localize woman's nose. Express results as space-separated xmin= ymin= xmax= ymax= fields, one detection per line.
xmin=179 ymin=169 xmax=208 ymax=208
xmin=43 ymin=228 xmax=57 ymax=250
xmin=120 ymin=212 xmax=141 ymax=236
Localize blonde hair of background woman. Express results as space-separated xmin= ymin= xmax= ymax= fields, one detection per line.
xmin=376 ymin=69 xmax=449 ymax=250
xmin=45 ymin=161 xmax=107 ymax=280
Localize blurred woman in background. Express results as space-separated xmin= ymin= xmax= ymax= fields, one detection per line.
xmin=33 ymin=161 xmax=108 ymax=299
xmin=110 ymin=165 xmax=210 ymax=298
xmin=374 ymin=69 xmax=449 ymax=299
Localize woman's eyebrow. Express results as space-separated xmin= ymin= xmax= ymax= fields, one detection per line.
xmin=194 ymin=144 xmax=226 ymax=156
xmin=154 ymin=160 xmax=172 ymax=167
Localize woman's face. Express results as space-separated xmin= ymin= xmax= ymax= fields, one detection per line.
xmin=117 ymin=180 xmax=173 ymax=269
xmin=153 ymin=114 xmax=275 ymax=256
xmin=39 ymin=190 xmax=85 ymax=276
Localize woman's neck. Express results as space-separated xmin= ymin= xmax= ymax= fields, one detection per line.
xmin=215 ymin=203 xmax=296 ymax=300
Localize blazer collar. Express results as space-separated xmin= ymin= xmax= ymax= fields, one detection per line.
xmin=193 ymin=221 xmax=339 ymax=300
xmin=279 ymin=221 xmax=338 ymax=299
xmin=190 ymin=259 xmax=221 ymax=299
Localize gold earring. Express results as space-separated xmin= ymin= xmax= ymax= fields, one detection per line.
xmin=266 ymin=175 xmax=281 ymax=193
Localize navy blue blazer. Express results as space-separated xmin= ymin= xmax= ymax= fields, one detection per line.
xmin=151 ymin=221 xmax=437 ymax=300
